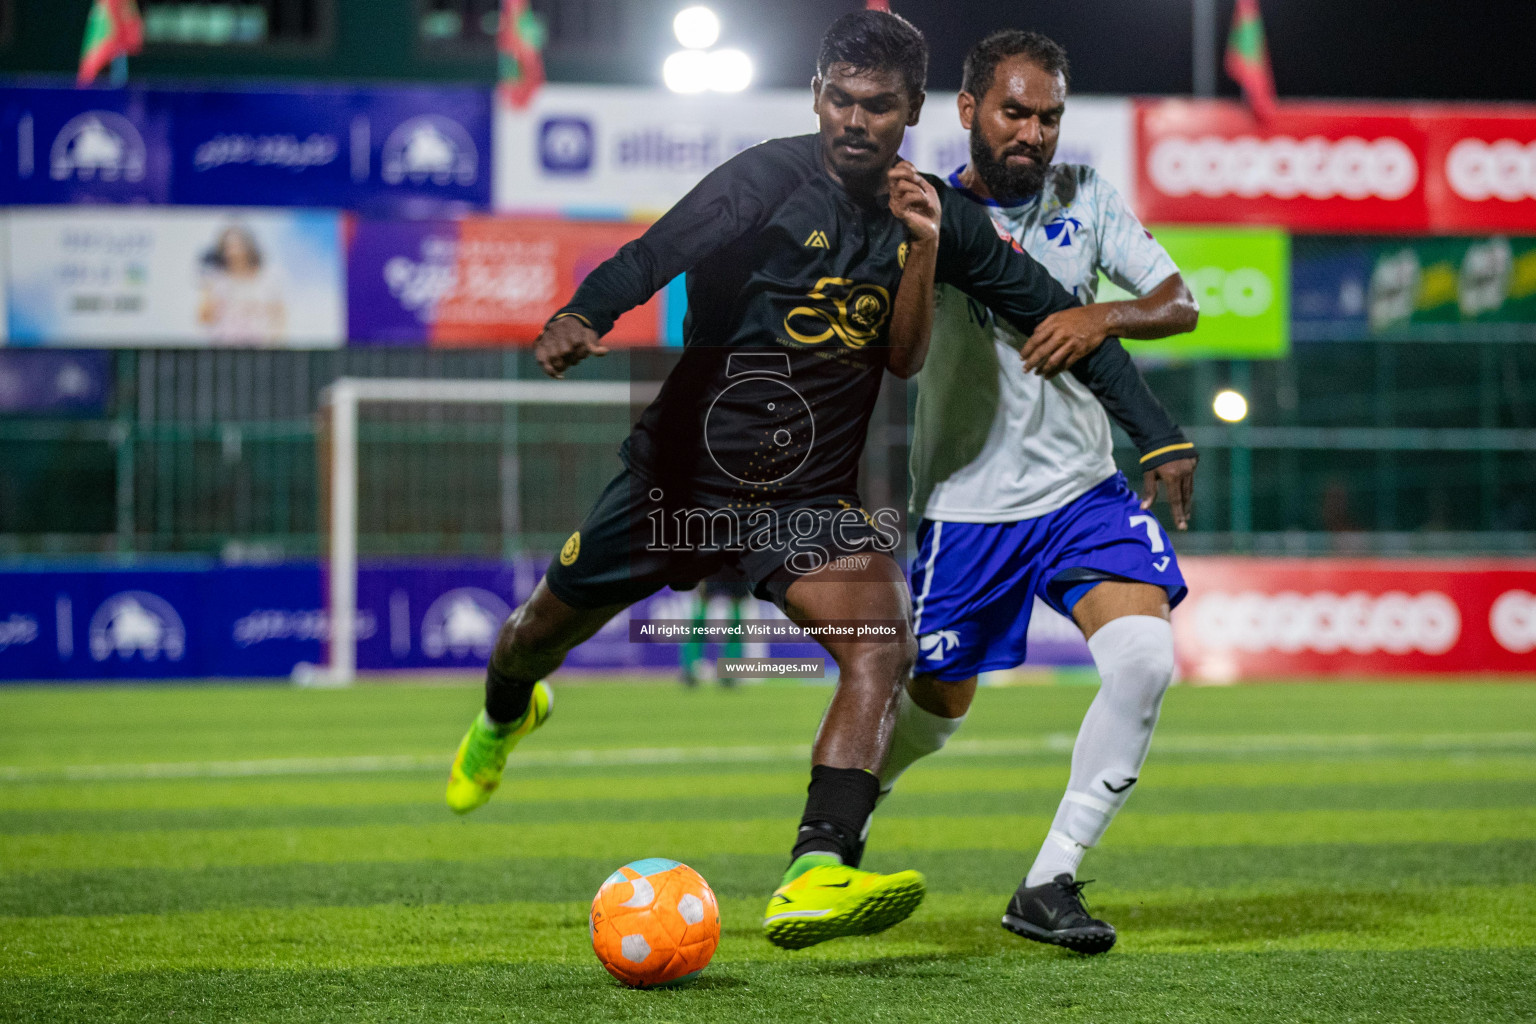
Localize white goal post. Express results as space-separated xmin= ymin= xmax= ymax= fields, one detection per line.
xmin=313 ymin=377 xmax=648 ymax=686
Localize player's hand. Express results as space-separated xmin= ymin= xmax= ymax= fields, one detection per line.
xmin=1140 ymin=455 xmax=1197 ymax=531
xmin=1022 ymin=305 xmax=1113 ymax=377
xmin=887 ymin=160 xmax=941 ymax=244
xmin=535 ymin=315 xmax=609 ymax=379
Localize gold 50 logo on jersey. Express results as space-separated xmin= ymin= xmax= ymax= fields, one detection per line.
xmin=783 ymin=277 xmax=892 ymax=349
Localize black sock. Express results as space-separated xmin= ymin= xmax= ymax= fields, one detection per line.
xmin=791 ymin=765 xmax=881 ymax=867
xmin=484 ymin=661 xmax=536 ymax=726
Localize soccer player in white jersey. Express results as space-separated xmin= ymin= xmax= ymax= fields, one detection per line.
xmin=878 ymin=30 xmax=1201 ymax=954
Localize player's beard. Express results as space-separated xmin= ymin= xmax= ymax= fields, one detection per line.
xmin=969 ymin=121 xmax=1048 ymax=203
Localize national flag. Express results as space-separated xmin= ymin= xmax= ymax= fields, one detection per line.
xmin=498 ymin=0 xmax=547 ymax=109
xmin=1224 ymin=0 xmax=1276 ymax=121
xmin=866 ymin=0 xmax=891 ymax=11
xmin=77 ymin=0 xmax=144 ymax=86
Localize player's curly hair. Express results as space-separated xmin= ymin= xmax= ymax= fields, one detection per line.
xmin=816 ymin=9 xmax=929 ymax=105
xmin=961 ymin=29 xmax=1071 ymax=100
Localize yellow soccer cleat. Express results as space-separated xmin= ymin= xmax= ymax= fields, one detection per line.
xmin=445 ymin=682 xmax=553 ymax=815
xmin=763 ymin=860 xmax=927 ymax=950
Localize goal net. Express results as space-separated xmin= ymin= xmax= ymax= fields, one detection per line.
xmin=312 ymin=377 xmax=650 ymax=685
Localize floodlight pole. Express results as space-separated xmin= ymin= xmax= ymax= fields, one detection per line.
xmin=1193 ymin=0 xmax=1219 ymax=97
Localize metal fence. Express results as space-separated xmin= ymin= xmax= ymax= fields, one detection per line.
xmin=1 ymin=340 xmax=1532 ymax=561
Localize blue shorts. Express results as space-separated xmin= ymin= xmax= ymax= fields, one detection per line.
xmin=911 ymin=473 xmax=1187 ymax=681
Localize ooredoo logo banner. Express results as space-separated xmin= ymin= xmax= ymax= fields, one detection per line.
xmin=1136 ymin=101 xmax=1431 ymax=231
xmin=1137 ymin=100 xmax=1536 ymax=233
xmin=1175 ymin=558 xmax=1536 ymax=681
xmin=1424 ymin=110 xmax=1536 ymax=233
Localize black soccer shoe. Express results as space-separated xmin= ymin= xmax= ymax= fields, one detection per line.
xmin=1001 ymin=874 xmax=1116 ymax=954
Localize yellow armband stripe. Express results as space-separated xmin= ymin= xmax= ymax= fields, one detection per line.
xmin=1139 ymin=442 xmax=1195 ymax=463
xmin=551 ymin=311 xmax=593 ymax=328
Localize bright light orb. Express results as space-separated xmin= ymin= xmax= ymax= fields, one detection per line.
xmin=1213 ymin=389 xmax=1249 ymax=423
xmin=663 ymin=49 xmax=711 ymax=93
xmin=707 ymin=48 xmax=753 ymax=93
xmin=673 ymin=6 xmax=720 ymax=49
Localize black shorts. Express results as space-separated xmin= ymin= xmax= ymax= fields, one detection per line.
xmin=542 ymin=467 xmax=899 ymax=613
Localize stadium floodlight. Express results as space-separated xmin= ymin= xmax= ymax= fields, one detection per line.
xmin=664 ymin=49 xmax=712 ymax=93
xmin=310 ymin=377 xmax=652 ymax=687
xmin=672 ymin=6 xmax=720 ymax=49
xmin=664 ymin=6 xmax=749 ymax=93
xmin=707 ymin=49 xmax=753 ymax=92
xmin=1213 ymin=389 xmax=1250 ymax=423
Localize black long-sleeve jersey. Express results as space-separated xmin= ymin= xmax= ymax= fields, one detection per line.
xmin=552 ymin=134 xmax=1191 ymax=507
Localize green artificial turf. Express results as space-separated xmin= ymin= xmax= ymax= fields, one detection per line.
xmin=1 ymin=679 xmax=1533 ymax=1022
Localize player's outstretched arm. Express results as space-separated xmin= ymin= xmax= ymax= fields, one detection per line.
xmin=538 ymin=141 xmax=794 ymax=376
xmin=1070 ymin=340 xmax=1198 ymax=530
xmin=886 ymin=161 xmax=940 ymax=379
xmin=1022 ymin=273 xmax=1199 ymax=378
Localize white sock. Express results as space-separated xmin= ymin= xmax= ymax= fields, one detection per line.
xmin=1027 ymin=830 xmax=1087 ymax=884
xmin=877 ymin=689 xmax=966 ymax=799
xmin=1025 ymin=615 xmax=1174 ymax=887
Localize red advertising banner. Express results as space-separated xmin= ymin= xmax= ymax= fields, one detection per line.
xmin=1136 ymin=100 xmax=1536 ymax=233
xmin=1423 ymin=108 xmax=1536 ymax=233
xmin=1174 ymin=558 xmax=1536 ymax=681
xmin=1137 ymin=100 xmax=1430 ymax=231
xmin=432 ymin=219 xmax=661 ymax=347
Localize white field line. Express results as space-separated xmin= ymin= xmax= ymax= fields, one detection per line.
xmin=1 ymin=732 xmax=1534 ymax=783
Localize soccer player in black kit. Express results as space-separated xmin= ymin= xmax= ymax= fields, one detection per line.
xmin=445 ymin=10 xmax=1195 ymax=950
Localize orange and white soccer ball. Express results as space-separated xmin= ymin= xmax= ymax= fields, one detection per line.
xmin=590 ymin=858 xmax=721 ymax=988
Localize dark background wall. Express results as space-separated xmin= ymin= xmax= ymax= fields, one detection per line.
xmin=3 ymin=0 xmax=1535 ymax=100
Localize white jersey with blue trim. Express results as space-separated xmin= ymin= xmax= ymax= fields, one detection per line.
xmin=910 ymin=163 xmax=1180 ymax=523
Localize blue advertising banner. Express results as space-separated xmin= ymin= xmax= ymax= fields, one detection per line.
xmin=171 ymin=88 xmax=358 ymax=209
xmin=0 ymin=350 xmax=110 ymax=414
xmin=0 ymin=560 xmax=1092 ymax=681
xmin=345 ymin=218 xmax=457 ymax=345
xmin=1 ymin=85 xmax=492 ymax=215
xmin=0 ymin=87 xmax=172 ymax=204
